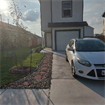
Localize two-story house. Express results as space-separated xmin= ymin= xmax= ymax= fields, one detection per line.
xmin=102 ymin=11 xmax=105 ymax=35
xmin=39 ymin=0 xmax=94 ymax=51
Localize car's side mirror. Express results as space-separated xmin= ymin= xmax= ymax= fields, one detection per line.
xmin=68 ymin=47 xmax=74 ymax=51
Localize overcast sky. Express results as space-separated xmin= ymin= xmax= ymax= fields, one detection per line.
xmin=1 ymin=0 xmax=105 ymax=36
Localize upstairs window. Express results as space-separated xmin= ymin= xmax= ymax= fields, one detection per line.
xmin=62 ymin=1 xmax=72 ymax=17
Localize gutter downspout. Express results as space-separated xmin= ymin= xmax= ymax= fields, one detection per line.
xmin=51 ymin=0 xmax=53 ymax=50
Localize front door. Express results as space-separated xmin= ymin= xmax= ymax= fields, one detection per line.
xmin=46 ymin=33 xmax=51 ymax=48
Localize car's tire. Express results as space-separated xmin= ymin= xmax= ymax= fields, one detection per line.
xmin=71 ymin=61 xmax=77 ymax=77
xmin=65 ymin=52 xmax=69 ymax=62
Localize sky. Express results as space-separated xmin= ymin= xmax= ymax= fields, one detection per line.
xmin=0 ymin=0 xmax=105 ymax=37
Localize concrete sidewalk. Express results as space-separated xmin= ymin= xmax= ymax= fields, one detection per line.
xmin=0 ymin=89 xmax=49 ymax=105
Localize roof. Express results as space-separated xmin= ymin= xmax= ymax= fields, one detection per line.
xmin=48 ymin=21 xmax=88 ymax=28
xmin=76 ymin=38 xmax=99 ymax=41
xmin=87 ymin=25 xmax=94 ymax=29
xmin=102 ymin=11 xmax=105 ymax=17
xmin=82 ymin=38 xmax=99 ymax=40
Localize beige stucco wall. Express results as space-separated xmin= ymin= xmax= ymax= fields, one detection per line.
xmin=40 ymin=0 xmax=51 ymax=31
xmin=40 ymin=0 xmax=83 ymax=31
xmin=52 ymin=0 xmax=83 ymax=22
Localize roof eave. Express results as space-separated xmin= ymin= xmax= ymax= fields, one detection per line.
xmin=38 ymin=0 xmax=41 ymax=3
xmin=48 ymin=22 xmax=88 ymax=28
xmin=102 ymin=12 xmax=105 ymax=17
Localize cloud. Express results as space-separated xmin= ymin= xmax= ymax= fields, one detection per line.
xmin=26 ymin=22 xmax=41 ymax=36
xmin=95 ymin=13 xmax=98 ymax=15
xmin=7 ymin=0 xmax=40 ymax=15
xmin=88 ymin=17 xmax=102 ymax=25
xmin=1 ymin=11 xmax=9 ymax=22
xmin=22 ymin=9 xmax=40 ymax=22
xmin=84 ymin=0 xmax=104 ymax=34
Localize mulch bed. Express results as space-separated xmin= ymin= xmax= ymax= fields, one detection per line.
xmin=0 ymin=53 xmax=53 ymax=89
xmin=9 ymin=66 xmax=36 ymax=74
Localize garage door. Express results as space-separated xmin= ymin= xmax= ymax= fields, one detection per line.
xmin=56 ymin=31 xmax=79 ymax=51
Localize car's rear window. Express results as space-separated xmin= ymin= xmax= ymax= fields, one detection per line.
xmin=75 ymin=40 xmax=105 ymax=52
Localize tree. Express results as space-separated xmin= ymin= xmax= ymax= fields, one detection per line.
xmin=9 ymin=0 xmax=27 ymax=72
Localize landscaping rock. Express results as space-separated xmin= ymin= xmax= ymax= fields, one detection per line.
xmin=9 ymin=66 xmax=35 ymax=74
xmin=34 ymin=76 xmax=42 ymax=79
xmin=40 ymin=72 xmax=46 ymax=74
xmin=0 ymin=53 xmax=53 ymax=89
xmin=23 ymin=81 xmax=31 ymax=86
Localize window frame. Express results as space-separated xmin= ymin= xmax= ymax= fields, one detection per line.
xmin=62 ymin=1 xmax=72 ymax=18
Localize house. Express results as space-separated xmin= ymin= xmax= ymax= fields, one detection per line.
xmin=39 ymin=0 xmax=94 ymax=51
xmin=102 ymin=11 xmax=105 ymax=36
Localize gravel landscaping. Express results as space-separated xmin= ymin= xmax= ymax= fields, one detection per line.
xmin=0 ymin=53 xmax=53 ymax=89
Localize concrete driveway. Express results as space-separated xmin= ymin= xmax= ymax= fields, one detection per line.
xmin=49 ymin=51 xmax=105 ymax=105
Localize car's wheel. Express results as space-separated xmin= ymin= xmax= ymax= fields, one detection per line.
xmin=71 ymin=61 xmax=76 ymax=77
xmin=65 ymin=52 xmax=69 ymax=62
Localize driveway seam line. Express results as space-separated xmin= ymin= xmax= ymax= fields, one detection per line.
xmin=0 ymin=89 xmax=7 ymax=95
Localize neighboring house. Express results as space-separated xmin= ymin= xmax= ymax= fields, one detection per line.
xmin=102 ymin=11 xmax=105 ymax=36
xmin=39 ymin=0 xmax=94 ymax=51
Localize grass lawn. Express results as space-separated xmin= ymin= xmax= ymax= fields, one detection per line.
xmin=0 ymin=45 xmax=44 ymax=86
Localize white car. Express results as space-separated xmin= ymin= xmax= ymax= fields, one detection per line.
xmin=66 ymin=38 xmax=105 ymax=80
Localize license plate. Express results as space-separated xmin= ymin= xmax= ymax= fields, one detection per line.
xmin=102 ymin=70 xmax=105 ymax=75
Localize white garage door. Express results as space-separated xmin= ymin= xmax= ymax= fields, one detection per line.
xmin=56 ymin=31 xmax=79 ymax=51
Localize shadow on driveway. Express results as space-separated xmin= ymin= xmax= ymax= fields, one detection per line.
xmin=75 ymin=76 xmax=105 ymax=98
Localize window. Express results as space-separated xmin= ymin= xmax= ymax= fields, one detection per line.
xmin=76 ymin=40 xmax=105 ymax=51
xmin=62 ymin=1 xmax=72 ymax=17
